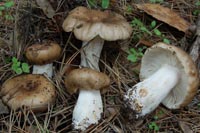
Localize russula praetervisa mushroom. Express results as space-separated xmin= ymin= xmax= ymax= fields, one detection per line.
xmin=124 ymin=42 xmax=199 ymax=117
xmin=25 ymin=41 xmax=61 ymax=78
xmin=64 ymin=68 xmax=110 ymax=130
xmin=0 ymin=74 xmax=56 ymax=112
xmin=62 ymin=6 xmax=132 ymax=130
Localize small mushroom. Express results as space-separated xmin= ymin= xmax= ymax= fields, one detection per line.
xmin=124 ymin=42 xmax=199 ymax=117
xmin=65 ymin=68 xmax=110 ymax=130
xmin=25 ymin=41 xmax=61 ymax=78
xmin=0 ymin=74 xmax=56 ymax=112
xmin=62 ymin=6 xmax=132 ymax=130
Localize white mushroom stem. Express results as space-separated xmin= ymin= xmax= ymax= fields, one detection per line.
xmin=32 ymin=64 xmax=53 ymax=78
xmin=80 ymin=37 xmax=104 ymax=71
xmin=72 ymin=37 xmax=104 ymax=130
xmin=124 ymin=64 xmax=180 ymax=117
xmin=72 ymin=89 xmax=103 ymax=130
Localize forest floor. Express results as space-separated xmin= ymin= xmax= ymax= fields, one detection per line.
xmin=0 ymin=0 xmax=200 ymax=132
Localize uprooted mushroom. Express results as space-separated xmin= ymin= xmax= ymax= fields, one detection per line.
xmin=62 ymin=6 xmax=132 ymax=130
xmin=124 ymin=42 xmax=199 ymax=117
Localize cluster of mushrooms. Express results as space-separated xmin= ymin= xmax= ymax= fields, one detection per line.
xmin=0 ymin=6 xmax=199 ymax=131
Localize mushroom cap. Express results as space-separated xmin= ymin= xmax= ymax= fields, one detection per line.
xmin=0 ymin=74 xmax=56 ymax=112
xmin=25 ymin=41 xmax=62 ymax=65
xmin=62 ymin=6 xmax=133 ymax=41
xmin=140 ymin=42 xmax=199 ymax=109
xmin=64 ymin=68 xmax=110 ymax=94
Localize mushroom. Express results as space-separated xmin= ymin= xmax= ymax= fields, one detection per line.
xmin=25 ymin=41 xmax=61 ymax=78
xmin=65 ymin=68 xmax=110 ymax=130
xmin=124 ymin=42 xmax=199 ymax=117
xmin=62 ymin=6 xmax=132 ymax=130
xmin=0 ymin=74 xmax=56 ymax=112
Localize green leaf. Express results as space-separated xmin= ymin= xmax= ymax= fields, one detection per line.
xmin=150 ymin=20 xmax=156 ymax=28
xmin=4 ymin=1 xmax=15 ymax=8
xmin=16 ymin=62 xmax=21 ymax=67
xmin=138 ymin=52 xmax=144 ymax=57
xmin=153 ymin=115 xmax=159 ymax=120
xmin=138 ymin=47 xmax=143 ymax=52
xmin=4 ymin=14 xmax=14 ymax=20
xmin=131 ymin=18 xmax=143 ymax=27
xmin=148 ymin=123 xmax=154 ymax=129
xmin=12 ymin=57 xmax=18 ymax=63
xmin=154 ymin=125 xmax=159 ymax=131
xmin=87 ymin=0 xmax=97 ymax=8
xmin=127 ymin=54 xmax=137 ymax=63
xmin=15 ymin=68 xmax=22 ymax=74
xmin=101 ymin=0 xmax=110 ymax=9
xmin=193 ymin=10 xmax=200 ymax=16
xmin=0 ymin=6 xmax=5 ymax=11
xmin=126 ymin=5 xmax=133 ymax=12
xmin=157 ymin=0 xmax=164 ymax=3
xmin=140 ymin=26 xmax=152 ymax=35
xmin=149 ymin=0 xmax=156 ymax=3
xmin=163 ymin=38 xmax=170 ymax=44
xmin=150 ymin=0 xmax=163 ymax=3
xmin=195 ymin=1 xmax=200 ymax=6
xmin=129 ymin=48 xmax=137 ymax=54
xmin=153 ymin=28 xmax=162 ymax=36
xmin=22 ymin=63 xmax=30 ymax=73
xmin=11 ymin=63 xmax=18 ymax=70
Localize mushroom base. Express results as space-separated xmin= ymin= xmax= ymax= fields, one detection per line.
xmin=124 ymin=64 xmax=180 ymax=117
xmin=72 ymin=89 xmax=103 ymax=130
xmin=32 ymin=63 xmax=53 ymax=78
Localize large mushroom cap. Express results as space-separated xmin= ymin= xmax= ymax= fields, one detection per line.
xmin=62 ymin=6 xmax=132 ymax=41
xmin=25 ymin=41 xmax=61 ymax=65
xmin=64 ymin=68 xmax=110 ymax=94
xmin=0 ymin=74 xmax=56 ymax=112
xmin=140 ymin=42 xmax=199 ymax=109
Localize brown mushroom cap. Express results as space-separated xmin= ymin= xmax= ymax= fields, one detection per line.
xmin=140 ymin=42 xmax=199 ymax=109
xmin=64 ymin=68 xmax=110 ymax=94
xmin=0 ymin=74 xmax=56 ymax=112
xmin=25 ymin=41 xmax=62 ymax=65
xmin=62 ymin=6 xmax=133 ymax=41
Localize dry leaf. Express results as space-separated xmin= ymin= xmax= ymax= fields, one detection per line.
xmin=36 ymin=0 xmax=55 ymax=18
xmin=136 ymin=4 xmax=190 ymax=33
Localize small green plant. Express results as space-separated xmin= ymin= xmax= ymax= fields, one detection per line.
xmin=11 ymin=57 xmax=30 ymax=74
xmin=131 ymin=18 xmax=171 ymax=44
xmin=153 ymin=110 xmax=164 ymax=120
xmin=197 ymin=103 xmax=200 ymax=108
xmin=148 ymin=122 xmax=159 ymax=131
xmin=126 ymin=5 xmax=133 ymax=13
xmin=127 ymin=46 xmax=146 ymax=63
xmin=149 ymin=0 xmax=164 ymax=3
xmin=193 ymin=1 xmax=200 ymax=16
xmin=0 ymin=0 xmax=15 ymax=20
xmin=131 ymin=18 xmax=152 ymax=35
xmin=86 ymin=0 xmax=110 ymax=9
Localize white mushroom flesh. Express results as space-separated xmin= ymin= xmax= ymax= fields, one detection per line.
xmin=124 ymin=64 xmax=180 ymax=117
xmin=72 ymin=36 xmax=105 ymax=130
